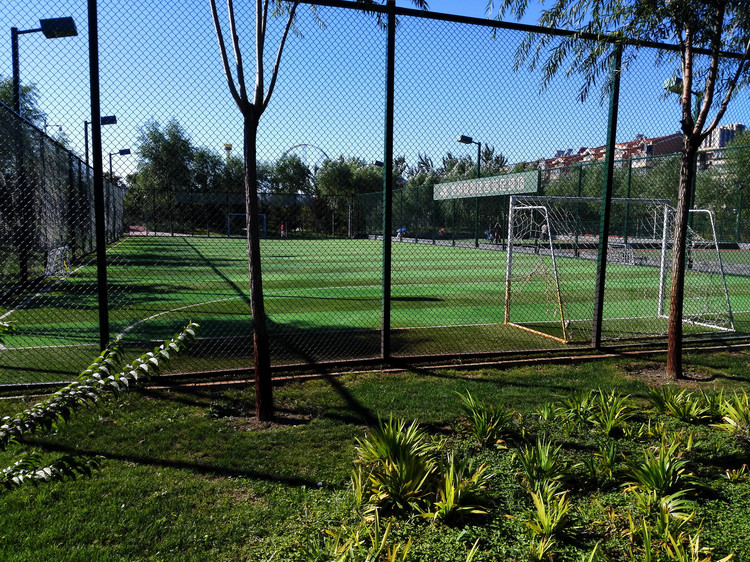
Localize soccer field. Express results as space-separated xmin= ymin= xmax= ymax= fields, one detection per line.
xmin=2 ymin=235 xmax=750 ymax=384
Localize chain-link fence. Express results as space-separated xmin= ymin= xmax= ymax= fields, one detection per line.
xmin=1 ymin=0 xmax=749 ymax=385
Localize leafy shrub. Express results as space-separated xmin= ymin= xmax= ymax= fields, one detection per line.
xmin=516 ymin=436 xmax=568 ymax=492
xmin=457 ymin=390 xmax=513 ymax=448
xmin=714 ymin=390 xmax=750 ymax=443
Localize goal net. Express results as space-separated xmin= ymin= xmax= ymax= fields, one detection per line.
xmin=44 ymin=245 xmax=70 ymax=278
xmin=504 ymin=195 xmax=733 ymax=343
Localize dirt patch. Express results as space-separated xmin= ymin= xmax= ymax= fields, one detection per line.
xmin=623 ymin=366 xmax=717 ymax=388
xmin=229 ymin=410 xmax=313 ymax=431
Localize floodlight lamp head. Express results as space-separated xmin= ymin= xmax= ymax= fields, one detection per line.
xmin=373 ymin=160 xmax=384 ymax=167
xmin=100 ymin=115 xmax=117 ymax=125
xmin=119 ymin=149 xmax=131 ymax=155
xmin=39 ymin=17 xmax=77 ymax=39
xmin=457 ymin=135 xmax=473 ymax=145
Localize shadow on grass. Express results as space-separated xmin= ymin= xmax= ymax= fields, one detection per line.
xmin=26 ymin=439 xmax=323 ymax=488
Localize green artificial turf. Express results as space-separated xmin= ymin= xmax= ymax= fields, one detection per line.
xmin=2 ymin=236 xmax=750 ymax=384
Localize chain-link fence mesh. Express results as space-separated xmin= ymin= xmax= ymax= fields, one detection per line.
xmin=1 ymin=1 xmax=749 ymax=385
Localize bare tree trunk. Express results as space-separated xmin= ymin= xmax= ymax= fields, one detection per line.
xmin=244 ymin=116 xmax=273 ymax=421
xmin=666 ymin=136 xmax=700 ymax=380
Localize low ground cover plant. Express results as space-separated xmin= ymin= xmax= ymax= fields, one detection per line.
xmin=0 ymin=353 xmax=749 ymax=560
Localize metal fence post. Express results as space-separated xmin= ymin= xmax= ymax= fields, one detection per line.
xmin=380 ymin=0 xmax=396 ymax=362
xmin=592 ymin=44 xmax=622 ymax=349
xmin=88 ymin=0 xmax=110 ymax=351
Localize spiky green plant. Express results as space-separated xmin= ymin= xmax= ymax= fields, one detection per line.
xmin=517 ymin=436 xmax=567 ymax=492
xmin=456 ymin=390 xmax=513 ymax=448
xmin=427 ymin=451 xmax=491 ymax=521
xmin=525 ymin=481 xmax=570 ymax=540
xmin=648 ymin=386 xmax=714 ymax=424
xmin=713 ymin=390 xmax=750 ymax=443
xmin=355 ymin=417 xmax=437 ymax=513
xmin=560 ymin=390 xmax=596 ymax=426
xmin=624 ymin=442 xmax=695 ymax=512
xmin=588 ymin=389 xmax=634 ymax=436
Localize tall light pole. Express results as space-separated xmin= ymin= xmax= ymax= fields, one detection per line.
xmin=10 ymin=16 xmax=77 ymax=283
xmin=109 ymin=148 xmax=131 ymax=177
xmin=457 ymin=135 xmax=482 ymax=248
xmin=11 ymin=17 xmax=77 ymax=116
xmin=85 ymin=115 xmax=117 ymax=168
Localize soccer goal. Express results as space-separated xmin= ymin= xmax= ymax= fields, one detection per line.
xmin=44 ymin=245 xmax=70 ymax=278
xmin=226 ymin=213 xmax=267 ymax=238
xmin=504 ymin=195 xmax=734 ymax=343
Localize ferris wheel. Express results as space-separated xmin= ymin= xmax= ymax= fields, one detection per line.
xmin=281 ymin=143 xmax=330 ymax=175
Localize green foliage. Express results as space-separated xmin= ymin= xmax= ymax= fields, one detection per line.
xmin=624 ymin=442 xmax=695 ymax=505
xmin=354 ymin=417 xmax=492 ymax=521
xmin=516 ymin=436 xmax=568 ymax=492
xmin=354 ymin=417 xmax=437 ymax=514
xmin=713 ymin=390 xmax=750 ymax=443
xmin=428 ymin=452 xmax=491 ymax=521
xmin=648 ymin=386 xmax=722 ymax=424
xmin=525 ymin=481 xmax=570 ymax=538
xmin=457 ymin=390 xmax=513 ymax=448
xmin=588 ymin=389 xmax=634 ymax=436
xmin=314 ymin=510 xmax=412 ymax=562
xmin=1 ymin=453 xmax=102 ymax=489
xmin=0 ymin=322 xmax=198 ymax=452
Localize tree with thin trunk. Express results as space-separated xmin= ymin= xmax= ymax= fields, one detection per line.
xmin=491 ymin=0 xmax=750 ymax=379
xmin=210 ymin=0 xmax=426 ymax=420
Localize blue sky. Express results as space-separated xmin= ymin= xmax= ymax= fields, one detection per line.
xmin=2 ymin=0 xmax=747 ymax=178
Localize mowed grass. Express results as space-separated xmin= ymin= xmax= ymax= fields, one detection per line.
xmin=2 ymin=349 xmax=750 ymax=560
xmin=2 ymin=236 xmax=750 ymax=383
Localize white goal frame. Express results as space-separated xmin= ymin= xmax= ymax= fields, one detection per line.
xmin=505 ymin=195 xmax=734 ymax=343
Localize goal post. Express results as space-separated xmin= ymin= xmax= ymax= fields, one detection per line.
xmin=504 ymin=195 xmax=734 ymax=343
xmin=657 ymin=208 xmax=735 ymax=332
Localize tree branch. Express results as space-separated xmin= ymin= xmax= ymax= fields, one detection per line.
xmin=228 ymin=0 xmax=249 ymax=106
xmin=704 ymin=35 xmax=750 ymax=138
xmin=263 ymin=2 xmax=299 ymax=113
xmin=209 ymin=0 xmax=245 ymax=111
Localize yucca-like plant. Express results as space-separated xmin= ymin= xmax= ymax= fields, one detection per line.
xmin=560 ymin=390 xmax=596 ymax=426
xmin=723 ymin=464 xmax=748 ymax=482
xmin=533 ymin=402 xmax=562 ymax=423
xmin=648 ymin=386 xmax=714 ymax=424
xmin=427 ymin=451 xmax=491 ymax=521
xmin=624 ymin=442 xmax=695 ymax=510
xmin=525 ymin=481 xmax=570 ymax=538
xmin=517 ymin=436 xmax=568 ymax=492
xmin=322 ymin=510 xmax=412 ymax=562
xmin=577 ymin=440 xmax=619 ymax=484
xmin=456 ymin=390 xmax=513 ymax=448
xmin=355 ymin=417 xmax=437 ymax=513
xmin=713 ymin=390 xmax=750 ymax=443
xmin=528 ymin=535 xmax=557 ymax=561
xmin=589 ymin=389 xmax=634 ymax=436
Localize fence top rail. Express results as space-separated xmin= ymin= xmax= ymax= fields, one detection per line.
xmin=295 ymin=0 xmax=746 ymax=60
xmin=512 ymin=195 xmax=671 ymax=204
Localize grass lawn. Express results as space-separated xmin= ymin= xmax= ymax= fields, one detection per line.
xmin=2 ymin=348 xmax=750 ymax=560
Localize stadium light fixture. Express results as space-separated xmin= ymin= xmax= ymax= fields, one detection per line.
xmin=11 ymin=17 xmax=78 ymax=116
xmin=457 ymin=134 xmax=482 ymax=248
xmin=109 ymin=148 xmax=131 ymax=176
xmin=85 ymin=115 xmax=117 ymax=167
